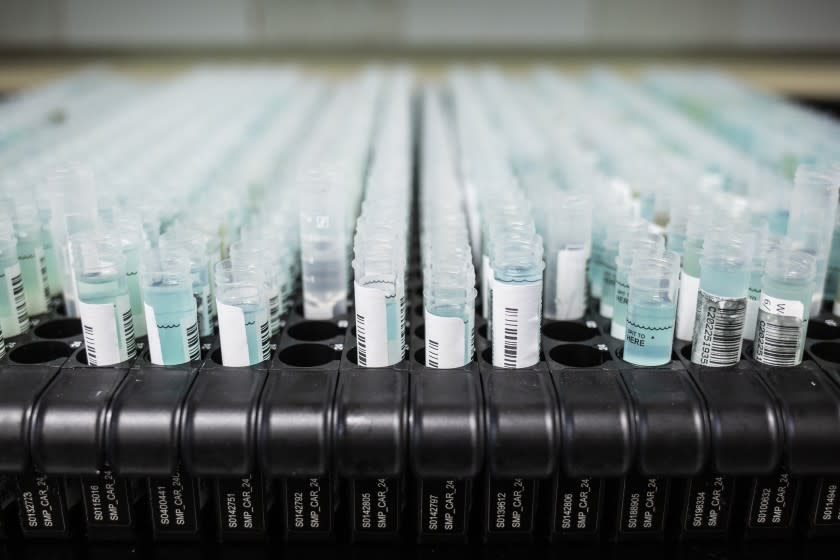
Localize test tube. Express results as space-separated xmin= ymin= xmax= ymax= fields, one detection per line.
xmin=611 ymin=233 xmax=665 ymax=339
xmin=548 ymin=192 xmax=592 ymax=320
xmin=743 ymin=232 xmax=781 ymax=341
xmin=491 ymin=234 xmax=545 ymax=369
xmin=675 ymin=211 xmax=705 ymax=341
xmin=623 ymin=251 xmax=680 ymax=366
xmin=353 ymin=246 xmax=404 ymax=367
xmin=214 ymin=259 xmax=271 ymax=367
xmin=113 ymin=217 xmax=147 ymax=337
xmin=230 ymin=240 xmax=283 ymax=336
xmin=753 ymin=247 xmax=816 ymax=367
xmin=72 ymin=234 xmax=137 ymax=366
xmin=690 ymin=229 xmax=754 ymax=367
xmin=159 ymin=228 xmax=215 ymax=338
xmin=36 ymin=193 xmax=62 ymax=297
xmin=13 ymin=205 xmax=51 ymax=315
xmin=600 ymin=221 xmax=646 ymax=318
xmin=0 ymin=220 xmax=29 ymax=337
xmin=424 ymin=254 xmax=476 ymax=369
xmin=140 ymin=248 xmax=200 ymax=366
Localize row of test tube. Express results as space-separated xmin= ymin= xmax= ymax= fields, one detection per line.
xmin=351 ymin=71 xmax=413 ymax=367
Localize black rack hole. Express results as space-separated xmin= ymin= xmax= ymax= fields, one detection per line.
xmin=10 ymin=341 xmax=73 ymax=364
xmin=681 ymin=344 xmax=692 ymax=361
xmin=287 ymin=320 xmax=343 ymax=341
xmin=542 ymin=321 xmax=598 ymax=342
xmin=550 ymin=344 xmax=610 ymax=368
xmin=478 ymin=323 xmax=488 ymax=340
xmin=34 ymin=318 xmax=83 ymax=339
xmin=414 ymin=303 xmax=423 ymax=316
xmin=210 ymin=348 xmax=224 ymax=365
xmin=808 ymin=321 xmax=840 ymax=341
xmin=277 ymin=344 xmax=338 ymax=367
xmin=76 ymin=348 xmax=89 ymax=365
xmin=810 ymin=342 xmax=840 ymax=364
xmin=481 ymin=347 xmax=492 ymax=363
xmin=347 ymin=347 xmax=358 ymax=365
xmin=415 ymin=348 xmax=426 ymax=366
xmin=415 ymin=325 xmax=425 ymax=339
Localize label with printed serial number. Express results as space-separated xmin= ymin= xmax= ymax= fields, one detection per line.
xmin=682 ymin=474 xmax=734 ymax=534
xmin=285 ymin=476 xmax=332 ymax=534
xmin=554 ymin=477 xmax=602 ymax=536
xmin=691 ymin=290 xmax=746 ymax=367
xmin=491 ymin=279 xmax=542 ymax=368
xmin=148 ymin=468 xmax=200 ymax=534
xmin=353 ymin=478 xmax=400 ymax=534
xmin=216 ymin=475 xmax=265 ymax=534
xmin=747 ymin=471 xmax=800 ymax=530
xmin=811 ymin=477 xmax=840 ymax=527
xmin=618 ymin=476 xmax=669 ymax=534
xmin=17 ymin=473 xmax=67 ymax=533
xmin=81 ymin=470 xmax=133 ymax=527
xmin=487 ymin=478 xmax=536 ymax=534
xmin=420 ymin=479 xmax=467 ymax=536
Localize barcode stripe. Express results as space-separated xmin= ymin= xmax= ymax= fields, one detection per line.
xmin=357 ymin=314 xmax=367 ymax=367
xmin=503 ymin=306 xmax=518 ymax=369
xmin=122 ymin=306 xmax=137 ymax=359
xmin=11 ymin=272 xmax=29 ymax=331
xmin=83 ymin=323 xmax=98 ymax=365
xmin=427 ymin=339 xmax=439 ymax=368
xmin=260 ymin=320 xmax=271 ymax=361
xmin=39 ymin=253 xmax=50 ymax=299
xmin=186 ymin=321 xmax=200 ymax=361
xmin=755 ymin=319 xmax=800 ymax=366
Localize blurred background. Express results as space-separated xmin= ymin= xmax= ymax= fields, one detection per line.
xmin=1 ymin=0 xmax=839 ymax=104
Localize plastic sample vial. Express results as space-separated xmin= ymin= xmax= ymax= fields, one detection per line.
xmin=611 ymin=233 xmax=665 ymax=339
xmin=214 ymin=259 xmax=271 ymax=367
xmin=549 ymin=192 xmax=591 ymax=320
xmin=753 ymin=248 xmax=816 ymax=367
xmin=623 ymin=251 xmax=680 ymax=366
xmin=113 ymin=217 xmax=147 ymax=338
xmin=0 ymin=220 xmax=29 ymax=337
xmin=675 ymin=213 xmax=705 ymax=341
xmin=424 ymin=255 xmax=476 ymax=369
xmin=353 ymin=247 xmax=404 ymax=367
xmin=140 ymin=248 xmax=200 ymax=366
xmin=159 ymin=227 xmax=215 ymax=338
xmin=72 ymin=234 xmax=137 ymax=366
xmin=690 ymin=230 xmax=754 ymax=367
xmin=13 ymin=205 xmax=51 ymax=315
xmin=491 ymin=235 xmax=545 ymax=369
xmin=36 ymin=195 xmax=62 ymax=297
xmin=230 ymin=240 xmax=283 ymax=336
xmin=743 ymin=233 xmax=781 ymax=341
xmin=299 ymin=167 xmax=348 ymax=320
xmin=600 ymin=221 xmax=647 ymax=319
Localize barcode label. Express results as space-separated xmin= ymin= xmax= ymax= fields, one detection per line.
xmin=19 ymin=247 xmax=49 ymax=315
xmin=424 ymin=310 xmax=470 ymax=368
xmin=0 ymin=326 xmax=5 ymax=360
xmin=80 ymin=294 xmax=133 ymax=366
xmin=491 ymin=278 xmax=542 ymax=369
xmin=217 ymin=301 xmax=253 ymax=367
xmin=194 ymin=282 xmax=213 ymax=337
xmin=691 ymin=290 xmax=746 ymax=367
xmin=398 ymin=282 xmax=407 ymax=355
xmin=743 ymin=286 xmax=762 ymax=341
xmin=675 ymin=272 xmax=699 ymax=341
xmin=3 ymin=263 xmax=30 ymax=335
xmin=554 ymin=247 xmax=587 ymax=320
xmin=186 ymin=320 xmax=200 ymax=361
xmin=354 ymin=281 xmax=396 ymax=367
xmin=259 ymin=320 xmax=271 ymax=361
xmin=268 ymin=291 xmax=281 ymax=335
xmin=754 ymin=294 xmax=805 ymax=366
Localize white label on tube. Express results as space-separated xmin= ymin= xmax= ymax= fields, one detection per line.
xmin=0 ymin=328 xmax=5 ymax=360
xmin=491 ymin=278 xmax=542 ymax=369
xmin=760 ymin=294 xmax=805 ymax=320
xmin=397 ymin=281 xmax=407 ymax=355
xmin=28 ymin=247 xmax=50 ymax=314
xmin=144 ymin=303 xmax=164 ymax=365
xmin=217 ymin=301 xmax=250 ymax=367
xmin=676 ymin=272 xmax=700 ymax=341
xmin=80 ymin=295 xmax=132 ymax=366
xmin=481 ymin=255 xmax=492 ymax=320
xmin=554 ymin=247 xmax=587 ymax=320
xmin=743 ymin=287 xmax=761 ymax=341
xmin=425 ymin=310 xmax=467 ymax=369
xmin=3 ymin=262 xmax=29 ymax=335
xmin=354 ymin=282 xmax=390 ymax=367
